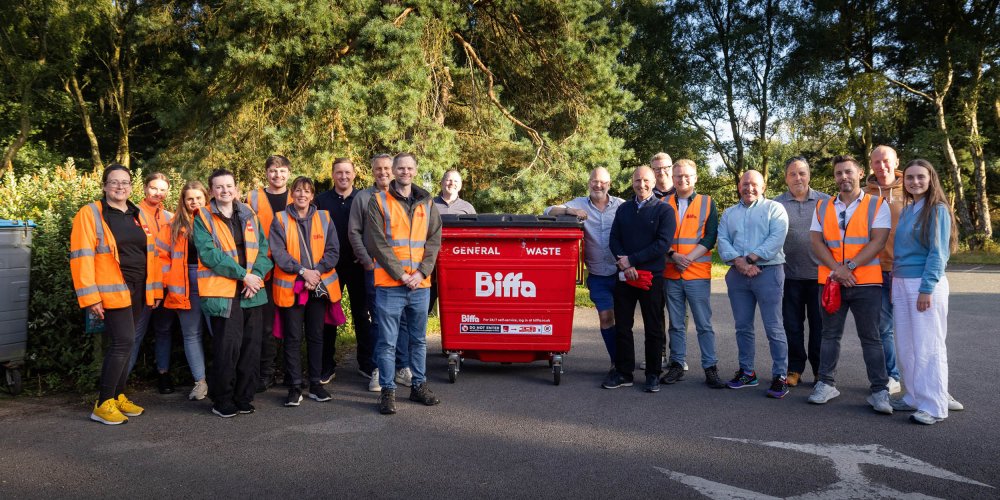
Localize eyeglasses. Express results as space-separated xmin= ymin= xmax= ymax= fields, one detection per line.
xmin=651 ymin=167 xmax=670 ymax=172
xmin=838 ymin=211 xmax=846 ymax=230
xmin=106 ymin=180 xmax=132 ymax=188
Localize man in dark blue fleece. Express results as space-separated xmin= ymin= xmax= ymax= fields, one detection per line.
xmin=603 ymin=166 xmax=676 ymax=393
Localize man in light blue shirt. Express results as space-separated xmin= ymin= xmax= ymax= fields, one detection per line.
xmin=718 ymin=170 xmax=790 ymax=398
xmin=545 ymin=167 xmax=625 ymax=364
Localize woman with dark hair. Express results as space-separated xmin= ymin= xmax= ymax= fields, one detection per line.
xmin=269 ymin=176 xmax=341 ymax=406
xmin=70 ymin=164 xmax=162 ymax=424
xmin=890 ymin=159 xmax=963 ymax=425
xmin=193 ymin=169 xmax=272 ymax=418
xmin=158 ymin=181 xmax=211 ymax=400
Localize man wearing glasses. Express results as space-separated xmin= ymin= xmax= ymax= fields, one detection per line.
xmin=807 ymin=154 xmax=892 ymax=414
xmin=650 ymin=152 xmax=675 ymax=200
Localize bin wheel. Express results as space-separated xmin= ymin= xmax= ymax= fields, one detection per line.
xmin=553 ymin=369 xmax=561 ymax=386
xmin=551 ymin=355 xmax=563 ymax=386
xmin=447 ymin=353 xmax=461 ymax=384
xmin=448 ymin=365 xmax=458 ymax=383
xmin=5 ymin=367 xmax=23 ymax=396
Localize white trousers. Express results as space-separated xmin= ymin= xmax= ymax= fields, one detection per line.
xmin=892 ymin=276 xmax=950 ymax=418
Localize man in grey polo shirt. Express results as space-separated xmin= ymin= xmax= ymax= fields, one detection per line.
xmin=545 ymin=167 xmax=624 ymax=365
xmin=774 ymin=157 xmax=830 ymax=387
xmin=433 ymin=169 xmax=476 ymax=215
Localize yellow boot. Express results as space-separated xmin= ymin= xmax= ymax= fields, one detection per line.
xmin=116 ymin=394 xmax=144 ymax=417
xmin=91 ymin=398 xmax=128 ymax=425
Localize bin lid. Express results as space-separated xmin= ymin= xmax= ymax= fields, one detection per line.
xmin=441 ymin=213 xmax=582 ymax=228
xmin=0 ymin=219 xmax=36 ymax=228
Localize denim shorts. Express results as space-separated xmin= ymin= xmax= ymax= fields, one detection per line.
xmin=586 ymin=273 xmax=618 ymax=311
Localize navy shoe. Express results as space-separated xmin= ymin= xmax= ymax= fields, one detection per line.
xmin=766 ymin=376 xmax=789 ymax=399
xmin=643 ymin=375 xmax=660 ymax=393
xmin=601 ymin=369 xmax=634 ymax=389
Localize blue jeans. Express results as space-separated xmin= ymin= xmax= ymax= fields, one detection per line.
xmin=725 ymin=265 xmax=788 ymax=378
xmin=585 ymin=273 xmax=617 ymax=312
xmin=172 ymin=265 xmax=208 ymax=381
xmin=879 ymin=271 xmax=900 ymax=380
xmin=665 ymin=278 xmax=717 ymax=369
xmin=375 ymin=286 xmax=429 ymax=390
xmin=366 ymin=269 xmax=408 ymax=371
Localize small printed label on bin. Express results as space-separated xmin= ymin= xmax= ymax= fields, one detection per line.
xmin=460 ymin=323 xmax=553 ymax=335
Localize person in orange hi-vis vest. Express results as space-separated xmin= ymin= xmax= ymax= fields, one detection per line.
xmin=70 ymin=164 xmax=162 ymax=425
xmin=129 ymin=172 xmax=181 ymax=395
xmin=662 ymin=159 xmax=725 ymax=389
xmin=157 ymin=181 xmax=211 ymax=401
xmin=193 ymin=168 xmax=273 ymax=418
xmin=269 ymin=176 xmax=342 ymax=407
xmin=807 ymin=154 xmax=892 ymax=414
xmin=364 ymin=153 xmax=443 ymax=415
xmin=245 ymin=154 xmax=293 ymax=393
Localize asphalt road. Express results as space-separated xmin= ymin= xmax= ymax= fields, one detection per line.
xmin=1 ymin=266 xmax=997 ymax=499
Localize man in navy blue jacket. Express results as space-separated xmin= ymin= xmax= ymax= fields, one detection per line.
xmin=603 ymin=166 xmax=676 ymax=393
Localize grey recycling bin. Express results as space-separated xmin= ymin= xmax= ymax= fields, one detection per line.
xmin=0 ymin=219 xmax=34 ymax=395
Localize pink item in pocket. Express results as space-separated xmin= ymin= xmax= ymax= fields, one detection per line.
xmin=273 ymin=309 xmax=283 ymax=339
xmin=325 ymin=301 xmax=347 ymax=326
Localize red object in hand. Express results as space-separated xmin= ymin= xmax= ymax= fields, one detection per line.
xmin=821 ymin=276 xmax=841 ymax=314
xmin=626 ymin=269 xmax=653 ymax=291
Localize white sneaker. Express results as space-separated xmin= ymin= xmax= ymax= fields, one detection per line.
xmin=188 ymin=380 xmax=208 ymax=401
xmin=867 ymin=389 xmax=893 ymax=414
xmin=682 ymin=361 xmax=689 ymax=371
xmin=948 ymin=394 xmax=964 ymax=411
xmin=368 ymin=368 xmax=382 ymax=392
xmin=808 ymin=381 xmax=840 ymax=404
xmin=395 ymin=367 xmax=413 ymax=387
xmin=910 ymin=410 xmax=943 ymax=425
xmin=887 ymin=378 xmax=901 ymax=394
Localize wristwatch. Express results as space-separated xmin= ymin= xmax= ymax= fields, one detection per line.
xmin=845 ymin=260 xmax=857 ymax=271
xmin=745 ymin=256 xmax=755 ymax=266
xmin=298 ymin=267 xmax=307 ymax=276
xmin=667 ymin=250 xmax=676 ymax=258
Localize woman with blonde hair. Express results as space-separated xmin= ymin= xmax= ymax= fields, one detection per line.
xmin=158 ymin=181 xmax=211 ymax=400
xmin=890 ymin=159 xmax=963 ymax=424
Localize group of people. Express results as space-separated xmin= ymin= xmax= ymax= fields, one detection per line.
xmin=549 ymin=147 xmax=961 ymax=425
xmin=71 ymin=153 xmax=477 ymax=424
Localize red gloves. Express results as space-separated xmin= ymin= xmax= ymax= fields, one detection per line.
xmin=626 ymin=269 xmax=653 ymax=290
xmin=821 ymin=277 xmax=841 ymax=314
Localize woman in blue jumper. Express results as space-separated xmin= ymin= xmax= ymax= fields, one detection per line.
xmin=890 ymin=159 xmax=962 ymax=425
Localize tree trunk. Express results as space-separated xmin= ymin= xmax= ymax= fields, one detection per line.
xmin=1 ymin=83 xmax=33 ymax=172
xmin=934 ymin=98 xmax=975 ymax=237
xmin=964 ymin=60 xmax=992 ymax=246
xmin=67 ymin=75 xmax=104 ymax=171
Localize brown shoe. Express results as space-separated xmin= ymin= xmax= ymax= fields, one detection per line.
xmin=786 ymin=372 xmax=801 ymax=387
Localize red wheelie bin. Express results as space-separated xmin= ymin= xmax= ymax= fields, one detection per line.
xmin=437 ymin=214 xmax=583 ymax=385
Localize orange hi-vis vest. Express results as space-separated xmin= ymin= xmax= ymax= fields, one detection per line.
xmin=664 ymin=194 xmax=713 ymax=280
xmin=70 ymin=201 xmax=163 ymax=309
xmin=195 ymin=206 xmax=260 ymax=298
xmin=139 ymin=198 xmax=172 ymax=235
xmin=157 ymin=223 xmax=194 ymax=310
xmin=816 ymin=193 xmax=884 ymax=285
xmin=271 ymin=210 xmax=343 ymax=307
xmin=246 ymin=188 xmax=292 ymax=247
xmin=374 ymin=191 xmax=432 ymax=288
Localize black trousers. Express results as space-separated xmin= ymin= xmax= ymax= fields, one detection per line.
xmin=209 ymin=301 xmax=262 ymax=406
xmin=323 ymin=262 xmax=373 ymax=375
xmin=783 ymin=278 xmax=823 ymax=376
xmin=97 ymin=279 xmax=145 ymax=402
xmin=613 ymin=275 xmax=666 ymax=379
xmin=258 ymin=277 xmax=280 ymax=381
xmin=282 ymin=296 xmax=326 ymax=386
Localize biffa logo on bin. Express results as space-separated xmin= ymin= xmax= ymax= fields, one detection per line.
xmin=475 ymin=272 xmax=536 ymax=298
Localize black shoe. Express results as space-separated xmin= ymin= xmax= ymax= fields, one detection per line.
xmin=601 ymin=368 xmax=634 ymax=389
xmin=319 ymin=371 xmax=336 ymax=385
xmin=379 ymin=389 xmax=396 ymax=415
xmin=211 ymin=403 xmax=238 ymax=418
xmin=256 ymin=375 xmax=275 ymax=393
xmin=643 ymin=375 xmax=660 ymax=393
xmin=409 ymin=383 xmax=441 ymax=406
xmin=309 ymin=384 xmax=332 ymax=402
xmin=660 ymin=361 xmax=685 ymax=384
xmin=704 ymin=365 xmax=726 ymax=389
xmin=236 ymin=401 xmax=255 ymax=414
xmin=285 ymin=387 xmax=303 ymax=407
xmin=158 ymin=372 xmax=175 ymax=394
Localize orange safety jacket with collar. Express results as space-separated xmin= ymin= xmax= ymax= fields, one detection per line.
xmin=373 ymin=191 xmax=432 ymax=288
xmin=246 ymin=188 xmax=292 ymax=246
xmin=816 ymin=193 xmax=884 ymax=285
xmin=663 ymin=194 xmax=713 ymax=280
xmin=271 ymin=210 xmax=342 ymax=307
xmin=157 ymin=223 xmax=194 ymax=310
xmin=70 ymin=201 xmax=163 ymax=309
xmin=139 ymin=198 xmax=173 ymax=235
xmin=195 ymin=207 xmax=260 ymax=298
